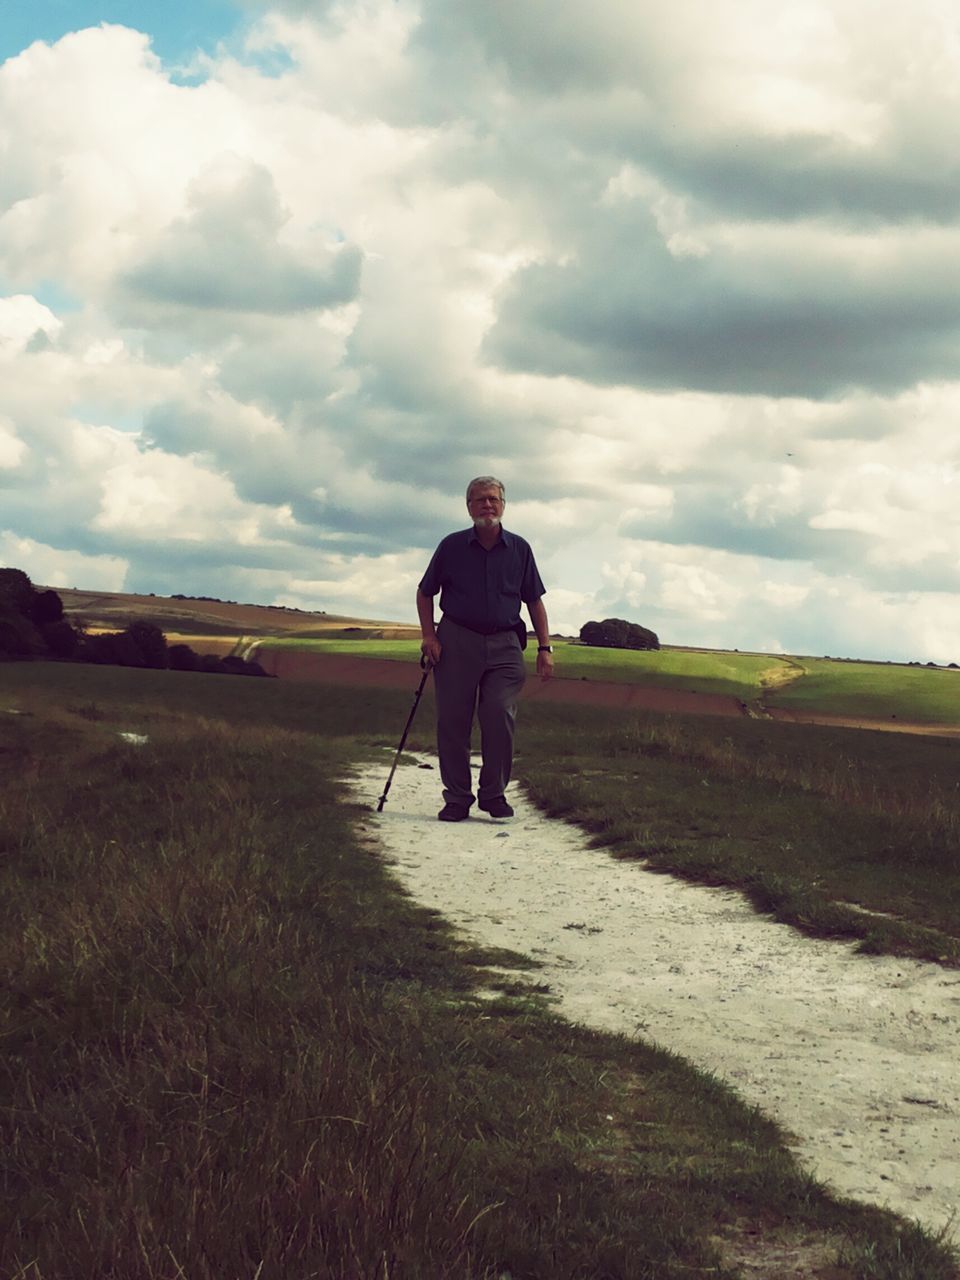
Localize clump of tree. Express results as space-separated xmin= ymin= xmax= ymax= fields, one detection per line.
xmin=579 ymin=617 xmax=660 ymax=651
xmin=78 ymin=620 xmax=168 ymax=669
xmin=0 ymin=568 xmax=81 ymax=659
xmin=79 ymin=622 xmax=267 ymax=675
xmin=167 ymin=645 xmax=268 ymax=677
xmin=0 ymin=567 xmax=268 ymax=676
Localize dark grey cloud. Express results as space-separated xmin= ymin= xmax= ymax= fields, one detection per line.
xmin=218 ymin=335 xmax=345 ymax=416
xmin=618 ymin=501 xmax=870 ymax=566
xmin=649 ymin=137 xmax=960 ymax=228
xmin=128 ymin=241 xmax=359 ymax=314
xmin=413 ymin=0 xmax=665 ymax=97
xmin=142 ymin=390 xmax=500 ymax=558
xmin=619 ymin=491 xmax=960 ymax=596
xmin=124 ymin=158 xmax=361 ymax=315
xmin=484 ymin=224 xmax=960 ymax=398
xmin=409 ymin=2 xmax=960 ymax=229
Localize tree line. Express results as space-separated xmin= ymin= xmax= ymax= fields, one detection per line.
xmin=0 ymin=568 xmax=268 ymax=676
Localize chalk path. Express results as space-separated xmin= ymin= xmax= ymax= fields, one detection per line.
xmin=348 ymin=757 xmax=960 ymax=1236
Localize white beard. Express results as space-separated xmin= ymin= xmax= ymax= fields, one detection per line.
xmin=473 ymin=515 xmax=502 ymax=529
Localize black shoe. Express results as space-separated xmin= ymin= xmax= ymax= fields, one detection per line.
xmin=478 ymin=796 xmax=514 ymax=818
xmin=438 ymin=803 xmax=470 ymax=822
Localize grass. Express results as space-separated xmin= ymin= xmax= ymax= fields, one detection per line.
xmin=517 ymin=706 xmax=960 ymax=966
xmin=1 ymin=661 xmax=958 ymax=1278
xmin=258 ymin=635 xmax=425 ymax=655
xmin=259 ymin=637 xmax=790 ymax=700
xmin=255 ymin=636 xmax=960 ymax=725
xmin=542 ymin=644 xmax=784 ymax=697
xmin=767 ymin=657 xmax=960 ymax=726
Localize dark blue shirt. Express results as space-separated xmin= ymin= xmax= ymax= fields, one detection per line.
xmin=418 ymin=527 xmax=546 ymax=632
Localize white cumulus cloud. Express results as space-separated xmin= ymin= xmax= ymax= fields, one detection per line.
xmin=1 ymin=2 xmax=960 ymax=663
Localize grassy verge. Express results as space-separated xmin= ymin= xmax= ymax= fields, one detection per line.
xmin=1 ymin=663 xmax=957 ymax=1278
xmin=518 ymin=705 xmax=960 ymax=965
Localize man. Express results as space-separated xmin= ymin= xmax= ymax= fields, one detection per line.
xmin=416 ymin=475 xmax=553 ymax=821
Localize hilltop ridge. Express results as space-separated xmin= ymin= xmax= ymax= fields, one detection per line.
xmin=51 ymin=587 xmax=419 ymax=640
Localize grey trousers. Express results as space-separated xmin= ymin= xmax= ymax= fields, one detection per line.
xmin=433 ymin=617 xmax=526 ymax=806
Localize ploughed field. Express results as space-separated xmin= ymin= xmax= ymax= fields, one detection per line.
xmin=253 ymin=634 xmax=960 ymax=735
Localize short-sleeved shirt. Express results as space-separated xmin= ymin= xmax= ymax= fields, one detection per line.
xmin=418 ymin=527 xmax=546 ymax=632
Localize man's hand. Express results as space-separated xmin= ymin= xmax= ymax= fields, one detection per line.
xmin=421 ymin=636 xmax=442 ymax=669
xmin=416 ymin=590 xmax=441 ymax=668
xmin=536 ymin=649 xmax=554 ymax=681
xmin=528 ymin=599 xmax=553 ymax=682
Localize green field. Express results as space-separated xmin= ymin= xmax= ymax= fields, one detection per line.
xmin=257 ymin=634 xmax=960 ymax=726
xmin=260 ymin=636 xmax=791 ymax=701
xmin=766 ymin=656 xmax=960 ymax=725
xmin=2 ymin=660 xmax=958 ymax=1278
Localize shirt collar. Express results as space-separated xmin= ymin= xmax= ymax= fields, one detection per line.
xmin=467 ymin=524 xmax=512 ymax=546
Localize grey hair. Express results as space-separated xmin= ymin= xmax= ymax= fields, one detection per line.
xmin=466 ymin=475 xmax=505 ymax=503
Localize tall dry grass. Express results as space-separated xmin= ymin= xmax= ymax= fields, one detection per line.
xmin=604 ymin=714 xmax=960 ymax=848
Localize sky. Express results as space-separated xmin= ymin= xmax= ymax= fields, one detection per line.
xmin=2 ymin=1 xmax=960 ymax=662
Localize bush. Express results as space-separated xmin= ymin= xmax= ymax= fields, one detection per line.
xmin=579 ymin=617 xmax=660 ymax=650
xmin=0 ymin=570 xmax=71 ymax=658
xmin=30 ymin=589 xmax=64 ymax=626
xmin=0 ymin=568 xmax=35 ymax=616
xmin=39 ymin=620 xmax=80 ymax=659
xmin=124 ymin=621 xmax=168 ymax=669
xmin=0 ymin=607 xmax=46 ymax=657
xmin=168 ymin=643 xmax=200 ymax=672
xmin=80 ymin=632 xmax=146 ymax=667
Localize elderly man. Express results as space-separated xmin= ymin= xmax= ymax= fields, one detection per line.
xmin=416 ymin=475 xmax=553 ymax=821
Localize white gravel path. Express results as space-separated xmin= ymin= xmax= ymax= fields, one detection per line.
xmin=349 ymin=755 xmax=960 ymax=1239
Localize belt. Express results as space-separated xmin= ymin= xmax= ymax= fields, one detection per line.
xmin=443 ymin=616 xmax=528 ymax=650
xmin=443 ymin=615 xmax=518 ymax=637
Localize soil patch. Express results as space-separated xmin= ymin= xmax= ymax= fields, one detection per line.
xmin=767 ymin=706 xmax=960 ymax=739
xmin=257 ymin=648 xmax=743 ymax=716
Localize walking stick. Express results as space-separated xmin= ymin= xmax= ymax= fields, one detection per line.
xmin=376 ymin=661 xmax=431 ymax=812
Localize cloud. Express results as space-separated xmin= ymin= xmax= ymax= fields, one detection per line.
xmin=2 ymin=3 xmax=960 ymax=665
xmin=0 ymin=417 xmax=27 ymax=470
xmin=0 ymin=529 xmax=128 ymax=590
xmin=123 ymin=155 xmax=362 ymax=315
xmin=486 ymin=220 xmax=960 ymax=398
xmin=0 ymin=295 xmax=62 ymax=352
xmin=596 ymin=540 xmax=960 ymax=664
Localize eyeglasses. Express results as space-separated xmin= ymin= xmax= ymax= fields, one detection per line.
xmin=468 ymin=494 xmax=504 ymax=505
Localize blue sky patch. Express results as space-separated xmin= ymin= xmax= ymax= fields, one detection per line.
xmin=0 ymin=0 xmax=256 ymax=68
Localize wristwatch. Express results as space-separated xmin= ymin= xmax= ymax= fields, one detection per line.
xmin=538 ymin=644 xmax=553 ymax=653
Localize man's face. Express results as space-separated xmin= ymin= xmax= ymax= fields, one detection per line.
xmin=467 ymin=485 xmax=504 ymax=529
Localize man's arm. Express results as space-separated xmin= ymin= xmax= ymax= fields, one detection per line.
xmin=417 ymin=589 xmax=442 ymax=667
xmin=527 ymin=597 xmax=554 ymax=681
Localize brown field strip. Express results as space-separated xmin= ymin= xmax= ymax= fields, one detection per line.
xmin=256 ymin=647 xmax=749 ymax=718
xmin=255 ymin=647 xmax=960 ymax=737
